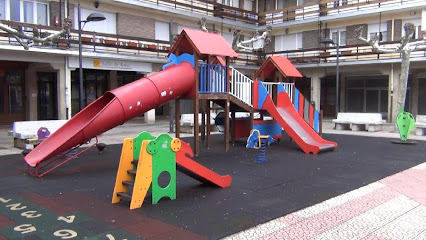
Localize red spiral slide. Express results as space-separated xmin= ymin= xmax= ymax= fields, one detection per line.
xmin=25 ymin=62 xmax=196 ymax=168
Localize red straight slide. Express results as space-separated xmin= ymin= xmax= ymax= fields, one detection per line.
xmin=176 ymin=141 xmax=232 ymax=188
xmin=25 ymin=62 xmax=196 ymax=167
xmin=274 ymin=92 xmax=336 ymax=154
xmin=256 ymin=82 xmax=337 ymax=154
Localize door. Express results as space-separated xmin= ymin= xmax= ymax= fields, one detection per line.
xmin=37 ymin=72 xmax=58 ymax=120
xmin=0 ymin=70 xmax=26 ymax=125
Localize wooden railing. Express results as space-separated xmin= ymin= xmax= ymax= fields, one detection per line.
xmin=259 ymin=0 xmax=424 ymax=25
xmin=127 ymin=0 xmax=424 ymax=26
xmin=1 ymin=20 xmax=425 ymax=68
xmin=135 ymin=0 xmax=257 ymax=23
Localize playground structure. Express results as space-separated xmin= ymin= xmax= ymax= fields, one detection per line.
xmin=24 ymin=28 xmax=337 ymax=177
xmin=112 ymin=131 xmax=231 ymax=209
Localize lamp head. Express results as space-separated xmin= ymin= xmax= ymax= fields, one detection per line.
xmin=85 ymin=12 xmax=106 ymax=22
xmin=319 ymin=38 xmax=335 ymax=45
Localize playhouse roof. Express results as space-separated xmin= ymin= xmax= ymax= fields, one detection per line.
xmin=254 ymin=56 xmax=303 ymax=79
xmin=169 ymin=28 xmax=238 ymax=58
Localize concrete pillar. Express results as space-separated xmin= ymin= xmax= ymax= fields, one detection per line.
xmin=143 ymin=72 xmax=157 ymax=124
xmin=51 ymin=62 xmax=67 ymax=120
xmin=25 ymin=65 xmax=38 ymax=121
xmin=310 ymin=75 xmax=321 ymax=111
xmin=339 ymin=73 xmax=346 ymax=112
xmin=109 ymin=70 xmax=118 ymax=90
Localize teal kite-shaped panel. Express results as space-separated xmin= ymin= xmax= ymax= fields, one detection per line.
xmin=162 ymin=53 xmax=195 ymax=70
xmin=396 ymin=111 xmax=415 ymax=141
xmin=146 ymin=133 xmax=177 ymax=204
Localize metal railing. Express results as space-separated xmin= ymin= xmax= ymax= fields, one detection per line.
xmin=199 ymin=63 xmax=227 ymax=93
xmin=262 ymin=82 xmax=295 ymax=103
xmin=230 ymin=67 xmax=253 ymax=107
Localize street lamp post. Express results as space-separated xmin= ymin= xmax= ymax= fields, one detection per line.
xmin=320 ymin=35 xmax=340 ymax=117
xmin=78 ymin=1 xmax=105 ymax=111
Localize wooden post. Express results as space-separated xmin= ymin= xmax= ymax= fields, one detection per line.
xmin=175 ymin=98 xmax=180 ymax=138
xmin=320 ymin=110 xmax=323 ymax=137
xmin=201 ymin=100 xmax=206 ymax=142
xmin=231 ymin=110 xmax=235 ymax=145
xmin=194 ymin=52 xmax=200 ymax=155
xmin=206 ymin=100 xmax=211 ymax=148
xmin=225 ymin=98 xmax=230 ymax=151
xmin=225 ymin=57 xmax=230 ymax=151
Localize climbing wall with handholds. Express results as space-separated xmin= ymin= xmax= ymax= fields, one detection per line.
xmin=146 ymin=134 xmax=179 ymax=204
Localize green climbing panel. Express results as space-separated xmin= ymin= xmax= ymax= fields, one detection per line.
xmin=146 ymin=133 xmax=177 ymax=204
xmin=133 ymin=131 xmax=156 ymax=160
xmin=396 ymin=110 xmax=415 ymax=141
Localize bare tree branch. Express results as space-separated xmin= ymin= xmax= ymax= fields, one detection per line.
xmin=0 ymin=18 xmax=71 ymax=50
xmin=232 ymin=26 xmax=272 ymax=52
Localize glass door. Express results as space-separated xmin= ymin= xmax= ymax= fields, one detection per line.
xmin=37 ymin=72 xmax=57 ymax=120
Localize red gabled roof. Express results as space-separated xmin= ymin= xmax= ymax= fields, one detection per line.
xmin=254 ymin=56 xmax=303 ymax=79
xmin=169 ymin=28 xmax=238 ymax=58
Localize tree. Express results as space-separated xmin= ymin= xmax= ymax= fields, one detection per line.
xmin=232 ymin=26 xmax=272 ymax=52
xmin=0 ymin=18 xmax=72 ymax=50
xmin=355 ymin=23 xmax=426 ymax=114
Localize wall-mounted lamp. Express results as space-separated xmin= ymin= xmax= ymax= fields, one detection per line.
xmin=410 ymin=11 xmax=416 ymax=16
xmin=94 ymin=1 xmax=100 ymax=8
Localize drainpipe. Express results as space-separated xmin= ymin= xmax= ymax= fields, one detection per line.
xmin=390 ymin=63 xmax=394 ymax=123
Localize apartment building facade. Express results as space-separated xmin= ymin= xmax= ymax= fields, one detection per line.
xmin=0 ymin=0 xmax=425 ymax=125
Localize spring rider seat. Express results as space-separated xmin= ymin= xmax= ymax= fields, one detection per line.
xmin=246 ymin=129 xmax=274 ymax=162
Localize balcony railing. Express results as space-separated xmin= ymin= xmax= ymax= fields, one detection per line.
xmin=259 ymin=0 xmax=424 ymax=25
xmin=129 ymin=0 xmax=425 ymax=26
xmin=1 ymin=20 xmax=425 ymax=68
xmin=0 ymin=20 xmax=170 ymax=58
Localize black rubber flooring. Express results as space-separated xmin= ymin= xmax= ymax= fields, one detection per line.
xmin=0 ymin=133 xmax=425 ymax=240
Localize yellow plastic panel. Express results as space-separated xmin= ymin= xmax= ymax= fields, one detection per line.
xmin=112 ymin=138 xmax=134 ymax=204
xmin=130 ymin=140 xmax=153 ymax=210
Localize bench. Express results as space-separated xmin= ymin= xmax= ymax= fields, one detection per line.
xmin=332 ymin=113 xmax=386 ymax=132
xmin=415 ymin=115 xmax=426 ymax=136
xmin=180 ymin=113 xmax=217 ymax=134
xmin=11 ymin=120 xmax=68 ymax=150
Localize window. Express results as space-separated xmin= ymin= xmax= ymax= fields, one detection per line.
xmin=331 ymin=30 xmax=346 ymax=46
xmin=274 ymin=33 xmax=302 ymax=51
xmin=10 ymin=0 xmax=20 ymax=21
xmin=0 ymin=0 xmax=5 ymax=20
xmin=36 ymin=2 xmax=47 ymax=25
xmin=155 ymin=21 xmax=170 ymax=41
xmin=369 ymin=32 xmax=387 ymax=42
xmin=4 ymin=0 xmax=48 ymax=25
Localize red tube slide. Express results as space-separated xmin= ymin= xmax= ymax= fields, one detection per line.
xmin=25 ymin=62 xmax=195 ymax=167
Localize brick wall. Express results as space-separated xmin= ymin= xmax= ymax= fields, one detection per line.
xmin=387 ymin=20 xmax=392 ymax=41
xmin=117 ymin=13 xmax=154 ymax=39
xmin=346 ymin=24 xmax=367 ymax=45
xmin=393 ymin=19 xmax=402 ymax=40
xmin=303 ymin=30 xmax=321 ymax=49
xmin=49 ymin=2 xmax=74 ymax=28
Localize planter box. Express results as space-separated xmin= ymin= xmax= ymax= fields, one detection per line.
xmin=81 ymin=37 xmax=92 ymax=43
xmin=319 ymin=52 xmax=331 ymax=57
xmin=147 ymin=44 xmax=157 ymax=49
xmin=340 ymin=50 xmax=352 ymax=55
xmin=105 ymin=40 xmax=117 ymax=45
xmin=127 ymin=42 xmax=138 ymax=47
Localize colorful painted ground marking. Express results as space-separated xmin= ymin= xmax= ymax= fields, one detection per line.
xmin=0 ymin=195 xmax=140 ymax=239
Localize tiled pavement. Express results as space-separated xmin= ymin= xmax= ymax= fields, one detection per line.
xmin=223 ymin=162 xmax=426 ymax=240
xmin=1 ymin=118 xmax=426 ymax=240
